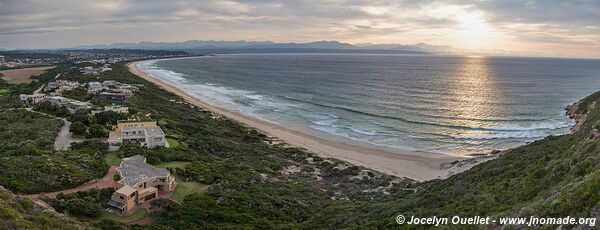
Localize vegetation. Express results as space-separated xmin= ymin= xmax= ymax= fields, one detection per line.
xmin=100 ymin=208 xmax=148 ymax=224
xmin=61 ymin=87 xmax=90 ymax=101
xmin=87 ymin=124 xmax=107 ymax=138
xmin=154 ymin=161 xmax=190 ymax=170
xmin=170 ymin=181 xmax=208 ymax=203
xmin=104 ymin=152 xmax=122 ymax=166
xmin=0 ymin=147 xmax=108 ymax=194
xmin=0 ymin=109 xmax=62 ymax=155
xmin=0 ymin=187 xmax=92 ymax=229
xmin=43 ymin=188 xmax=114 ymax=218
xmin=70 ymin=121 xmax=87 ymax=135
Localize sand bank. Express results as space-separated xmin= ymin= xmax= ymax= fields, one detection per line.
xmin=128 ymin=59 xmax=470 ymax=181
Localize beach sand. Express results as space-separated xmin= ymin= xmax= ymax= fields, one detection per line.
xmin=0 ymin=66 xmax=55 ymax=84
xmin=128 ymin=59 xmax=470 ymax=181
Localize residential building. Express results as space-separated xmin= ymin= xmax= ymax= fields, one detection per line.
xmin=66 ymin=101 xmax=92 ymax=112
xmin=48 ymin=96 xmax=71 ymax=107
xmin=92 ymin=105 xmax=129 ymax=115
xmin=96 ymin=92 xmax=127 ymax=103
xmin=108 ymin=120 xmax=167 ymax=149
xmin=110 ymin=88 xmax=134 ymax=97
xmin=19 ymin=94 xmax=47 ymax=104
xmin=48 ymin=96 xmax=91 ymax=112
xmin=107 ymin=155 xmax=176 ymax=214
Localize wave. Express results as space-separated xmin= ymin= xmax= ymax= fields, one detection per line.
xmin=292 ymin=100 xmax=573 ymax=132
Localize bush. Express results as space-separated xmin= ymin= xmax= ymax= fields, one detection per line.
xmin=70 ymin=121 xmax=87 ymax=135
xmin=87 ymin=124 xmax=107 ymax=138
xmin=69 ymin=110 xmax=93 ymax=125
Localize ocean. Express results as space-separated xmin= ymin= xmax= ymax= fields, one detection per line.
xmin=138 ymin=54 xmax=600 ymax=155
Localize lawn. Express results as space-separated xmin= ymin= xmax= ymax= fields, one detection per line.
xmin=166 ymin=138 xmax=180 ymax=148
xmin=100 ymin=209 xmax=148 ymax=224
xmin=170 ymin=181 xmax=209 ymax=203
xmin=154 ymin=161 xmax=190 ymax=169
xmin=104 ymin=152 xmax=122 ymax=166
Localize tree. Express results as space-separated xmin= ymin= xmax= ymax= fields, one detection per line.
xmin=69 ymin=110 xmax=92 ymax=125
xmin=95 ymin=111 xmax=127 ymax=126
xmin=87 ymin=124 xmax=106 ymax=138
xmin=70 ymin=121 xmax=87 ymax=136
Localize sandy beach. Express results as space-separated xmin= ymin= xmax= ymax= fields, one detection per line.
xmin=128 ymin=59 xmax=470 ymax=181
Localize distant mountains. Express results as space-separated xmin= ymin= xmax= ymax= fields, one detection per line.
xmin=71 ymin=40 xmax=461 ymax=54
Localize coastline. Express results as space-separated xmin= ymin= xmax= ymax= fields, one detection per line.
xmin=127 ymin=58 xmax=470 ymax=181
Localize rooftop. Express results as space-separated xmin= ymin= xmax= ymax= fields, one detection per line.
xmin=124 ymin=126 xmax=165 ymax=137
xmin=115 ymin=185 xmax=136 ymax=195
xmin=117 ymin=155 xmax=169 ymax=186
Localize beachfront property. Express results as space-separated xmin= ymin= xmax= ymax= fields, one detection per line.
xmin=108 ymin=120 xmax=167 ymax=149
xmin=107 ymin=155 xmax=176 ymax=214
xmin=19 ymin=93 xmax=47 ymax=104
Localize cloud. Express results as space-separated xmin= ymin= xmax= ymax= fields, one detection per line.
xmin=0 ymin=0 xmax=598 ymax=57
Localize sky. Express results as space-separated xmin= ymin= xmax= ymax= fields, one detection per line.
xmin=1 ymin=0 xmax=599 ymax=57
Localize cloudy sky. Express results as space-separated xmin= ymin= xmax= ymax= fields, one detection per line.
xmin=1 ymin=0 xmax=599 ymax=57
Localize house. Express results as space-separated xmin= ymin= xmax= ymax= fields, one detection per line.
xmin=96 ymin=92 xmax=127 ymax=103
xmin=48 ymin=96 xmax=71 ymax=107
xmin=66 ymin=101 xmax=92 ymax=112
xmin=92 ymin=105 xmax=129 ymax=115
xmin=110 ymin=88 xmax=134 ymax=97
xmin=82 ymin=66 xmax=97 ymax=75
xmin=19 ymin=94 xmax=47 ymax=104
xmin=105 ymin=105 xmax=128 ymax=113
xmin=87 ymin=81 xmax=107 ymax=92
xmin=48 ymin=96 xmax=91 ymax=112
xmin=107 ymin=155 xmax=176 ymax=214
xmin=87 ymin=88 xmax=103 ymax=94
xmin=108 ymin=120 xmax=167 ymax=149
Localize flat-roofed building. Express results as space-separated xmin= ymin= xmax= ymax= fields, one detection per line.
xmin=19 ymin=94 xmax=47 ymax=104
xmin=108 ymin=120 xmax=167 ymax=149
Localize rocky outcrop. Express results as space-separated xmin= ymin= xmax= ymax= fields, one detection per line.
xmin=566 ymin=102 xmax=591 ymax=132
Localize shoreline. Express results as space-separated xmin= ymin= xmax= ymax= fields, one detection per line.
xmin=127 ymin=58 xmax=470 ymax=181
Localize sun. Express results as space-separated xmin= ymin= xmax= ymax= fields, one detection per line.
xmin=455 ymin=11 xmax=493 ymax=47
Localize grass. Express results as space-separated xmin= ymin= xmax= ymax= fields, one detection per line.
xmin=166 ymin=138 xmax=180 ymax=148
xmin=0 ymin=88 xmax=9 ymax=96
xmin=100 ymin=209 xmax=148 ymax=224
xmin=171 ymin=180 xmax=209 ymax=203
xmin=104 ymin=152 xmax=122 ymax=166
xmin=154 ymin=161 xmax=190 ymax=169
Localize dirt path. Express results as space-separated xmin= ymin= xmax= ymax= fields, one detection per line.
xmin=33 ymin=84 xmax=44 ymax=94
xmin=25 ymin=166 xmax=118 ymax=199
xmin=54 ymin=119 xmax=72 ymax=150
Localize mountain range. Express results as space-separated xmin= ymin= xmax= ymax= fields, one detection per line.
xmin=72 ymin=40 xmax=461 ymax=54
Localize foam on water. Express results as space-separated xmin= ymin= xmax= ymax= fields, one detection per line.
xmin=137 ymin=54 xmax=600 ymax=155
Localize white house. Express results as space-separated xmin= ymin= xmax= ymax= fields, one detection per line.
xmin=19 ymin=94 xmax=47 ymax=104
